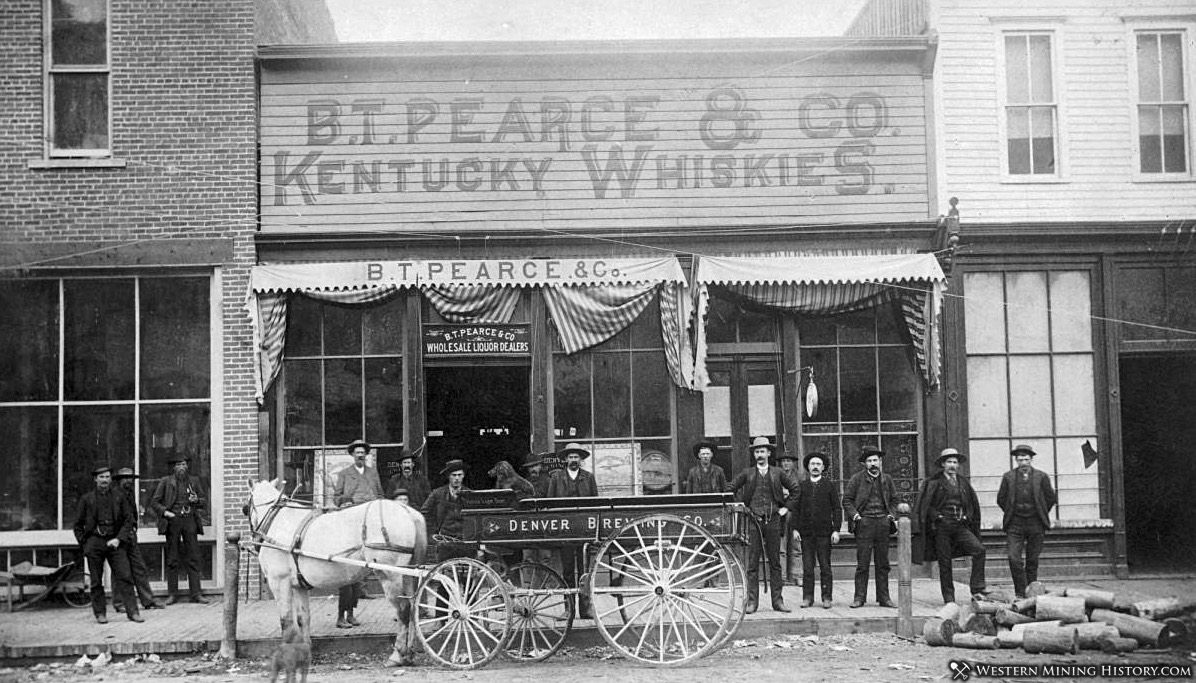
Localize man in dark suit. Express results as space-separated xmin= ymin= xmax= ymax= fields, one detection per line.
xmin=792 ymin=453 xmax=841 ymax=609
xmin=333 ymin=439 xmax=383 ymax=628
xmin=843 ymin=445 xmax=898 ymax=608
xmin=73 ymin=465 xmax=143 ymax=623
xmin=150 ymin=456 xmax=208 ymax=606
xmin=682 ymin=440 xmax=726 ymax=494
xmin=111 ymin=468 xmax=165 ymax=613
xmin=726 ymin=436 xmax=799 ymax=614
xmin=996 ymin=444 xmax=1057 ymax=598
xmin=521 ymin=451 xmax=552 ymax=498
xmin=386 ymin=450 xmax=430 ymax=508
xmin=421 ymin=459 xmax=472 ymax=562
xmin=546 ymin=443 xmax=597 ymax=619
xmin=914 ymin=448 xmax=987 ymax=604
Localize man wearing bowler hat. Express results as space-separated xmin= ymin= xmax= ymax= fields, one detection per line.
xmin=386 ymin=449 xmax=430 ymax=508
xmin=726 ymin=436 xmax=800 ymax=613
xmin=914 ymin=448 xmax=987 ymax=604
xmin=843 ymin=445 xmax=897 ymax=608
xmin=682 ymin=440 xmax=726 ymax=494
xmin=547 ymin=443 xmax=597 ymax=618
xmin=74 ymin=465 xmax=143 ymax=623
xmin=333 ymin=439 xmax=383 ymax=628
xmin=792 ymin=453 xmax=841 ymax=608
xmin=150 ymin=455 xmax=208 ymax=605
xmin=521 ymin=451 xmax=552 ymax=498
xmin=421 ymin=459 xmax=473 ymax=562
xmin=997 ymin=444 xmax=1057 ymax=598
xmin=111 ymin=468 xmax=165 ymax=613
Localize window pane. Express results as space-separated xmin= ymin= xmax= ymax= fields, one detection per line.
xmin=362 ymin=297 xmax=404 ymax=355
xmin=747 ymin=373 xmax=777 ymax=440
xmin=630 ymin=297 xmax=663 ymax=349
xmin=1138 ymin=34 xmax=1161 ymax=101
xmin=877 ymin=302 xmax=904 ymax=344
xmin=881 ymin=432 xmax=919 ymax=504
xmin=1029 ymin=35 xmax=1053 ymax=102
xmin=0 ymin=280 xmax=58 ymax=402
xmin=963 ymin=272 xmax=1006 ymax=354
xmin=364 ymin=357 xmax=403 ymax=444
xmin=52 ymin=0 xmax=107 ymax=65
xmin=52 ymin=73 xmax=108 ymax=151
xmin=64 ymin=279 xmax=133 ymax=400
xmin=838 ymin=347 xmax=877 ymax=422
xmin=797 ymin=316 xmax=835 ymax=346
xmin=1007 ymin=108 xmax=1030 ymax=174
xmin=1139 ymin=106 xmax=1163 ymax=173
xmin=285 ymin=296 xmax=322 ymax=356
xmin=878 ymin=347 xmax=917 ymax=421
xmin=1049 ymin=271 xmax=1092 ymax=352
xmin=1009 ymin=355 xmax=1053 ymax=436
xmin=1053 ymin=355 xmax=1096 ymax=435
xmin=141 ymin=277 xmax=210 ymax=399
xmin=63 ymin=405 xmax=134 ymax=527
xmin=323 ymin=304 xmax=362 ymax=356
xmin=324 ymin=358 xmax=362 ymax=445
xmin=283 ymin=360 xmax=322 ymax=446
xmin=1031 ymin=107 xmax=1055 ymax=174
xmin=552 ymin=354 xmax=592 ymax=439
xmin=1162 ymin=106 xmax=1188 ymax=173
xmin=1117 ymin=267 xmax=1165 ymax=340
xmin=1161 ymin=33 xmax=1184 ymax=101
xmin=1005 ymin=35 xmax=1029 ymax=103
xmin=140 ymin=404 xmax=211 ymax=526
xmin=801 ymin=346 xmax=839 ymax=422
xmin=737 ymin=305 xmax=775 ymax=343
xmin=0 ymin=407 xmax=58 ymax=532
xmin=837 ymin=310 xmax=874 ymax=345
xmin=593 ymin=353 xmax=630 ymax=437
xmin=632 ymin=351 xmax=669 ymax=436
xmin=966 ymin=356 xmax=1009 ymax=438
xmin=1006 ymin=272 xmax=1049 ymax=353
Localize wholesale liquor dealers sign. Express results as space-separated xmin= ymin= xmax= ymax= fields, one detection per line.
xmin=424 ymin=324 xmax=530 ymax=356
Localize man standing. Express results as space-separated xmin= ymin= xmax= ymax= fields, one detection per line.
xmin=421 ymin=459 xmax=472 ymax=561
xmin=777 ymin=451 xmax=801 ymax=584
xmin=386 ymin=450 xmax=430 ymax=508
xmin=333 ymin=439 xmax=383 ymax=628
xmin=997 ymin=444 xmax=1057 ymax=598
xmin=74 ymin=465 xmax=143 ymax=623
xmin=546 ymin=443 xmax=598 ymax=619
xmin=843 ymin=446 xmax=897 ymax=608
xmin=726 ymin=436 xmax=799 ymax=614
xmin=111 ymin=468 xmax=165 ymax=613
xmin=682 ymin=440 xmax=726 ymax=494
xmin=914 ymin=448 xmax=987 ymax=604
xmin=792 ymin=453 xmax=841 ymax=609
xmin=150 ymin=456 xmax=208 ymax=606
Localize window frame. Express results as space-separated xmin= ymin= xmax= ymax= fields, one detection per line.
xmin=1129 ymin=24 xmax=1195 ymax=181
xmin=996 ymin=27 xmax=1067 ymax=182
xmin=43 ymin=0 xmax=113 ymax=159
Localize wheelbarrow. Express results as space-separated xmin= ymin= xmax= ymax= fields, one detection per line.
xmin=0 ymin=560 xmax=90 ymax=611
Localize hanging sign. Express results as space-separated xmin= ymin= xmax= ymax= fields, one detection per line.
xmin=423 ymin=324 xmax=530 ymax=356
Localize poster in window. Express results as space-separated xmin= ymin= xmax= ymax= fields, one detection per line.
xmin=591 ymin=442 xmax=641 ymax=497
xmin=315 ymin=449 xmax=376 ymax=509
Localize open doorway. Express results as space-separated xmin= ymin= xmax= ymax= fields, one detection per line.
xmin=1119 ymin=354 xmax=1196 ymax=573
xmin=425 ymin=365 xmax=530 ymax=491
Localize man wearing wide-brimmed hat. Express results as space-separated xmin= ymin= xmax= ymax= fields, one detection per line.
xmin=73 ymin=465 xmax=142 ymax=624
xmin=333 ymin=439 xmax=383 ymax=628
xmin=914 ymin=448 xmax=987 ymax=604
xmin=546 ymin=443 xmax=598 ymax=618
xmin=111 ymin=468 xmax=165 ymax=614
xmin=682 ymin=440 xmax=726 ymax=494
xmin=150 ymin=455 xmax=208 ymax=606
xmin=996 ymin=444 xmax=1057 ymax=598
xmin=421 ymin=459 xmax=473 ymax=562
xmin=727 ymin=436 xmax=800 ymax=613
xmin=842 ymin=445 xmax=898 ymax=608
xmin=521 ymin=451 xmax=552 ymax=498
xmin=386 ymin=448 xmax=430 ymax=508
xmin=792 ymin=452 xmax=842 ymax=608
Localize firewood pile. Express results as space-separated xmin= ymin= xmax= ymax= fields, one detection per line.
xmin=922 ymin=582 xmax=1194 ymax=654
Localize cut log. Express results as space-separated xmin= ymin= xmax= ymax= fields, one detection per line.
xmin=1023 ymin=626 xmax=1080 ymax=655
xmin=951 ymin=633 xmax=1000 ymax=650
xmin=955 ymin=600 xmax=975 ymax=628
xmin=1090 ymin=609 xmax=1171 ymax=647
xmin=971 ymin=599 xmax=1004 ymax=615
xmin=1074 ymin=623 xmax=1120 ymax=649
xmin=1098 ymin=636 xmax=1139 ymax=654
xmin=1112 ymin=595 xmax=1136 ymax=613
xmin=1132 ymin=596 xmax=1196 ymax=620
xmin=996 ymin=628 xmax=1020 ymax=649
xmin=1026 ymin=581 xmax=1050 ymax=598
xmin=1012 ymin=596 xmax=1037 ymax=614
xmin=998 ymin=621 xmax=1062 ymax=648
xmin=981 ymin=588 xmax=1015 ymax=604
xmin=1034 ymin=595 xmax=1089 ymax=624
xmin=923 ymin=617 xmax=959 ymax=647
xmin=994 ymin=608 xmax=1034 ymax=627
xmin=935 ymin=602 xmax=961 ymax=622
xmin=1011 ymin=619 xmax=1064 ymax=633
xmin=963 ymin=613 xmax=997 ymax=636
xmin=1163 ymin=618 xmax=1188 ymax=639
xmin=1063 ymin=588 xmax=1116 ymax=610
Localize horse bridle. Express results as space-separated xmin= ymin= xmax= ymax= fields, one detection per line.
xmin=242 ymin=484 xmax=290 ymax=542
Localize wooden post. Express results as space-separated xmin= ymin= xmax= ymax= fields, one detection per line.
xmin=896 ymin=503 xmax=913 ymax=638
xmin=219 ymin=531 xmax=241 ymax=659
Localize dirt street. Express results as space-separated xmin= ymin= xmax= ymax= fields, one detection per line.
xmin=3 ymin=632 xmax=1195 ymax=683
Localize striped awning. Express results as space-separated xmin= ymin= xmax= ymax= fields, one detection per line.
xmin=694 ymin=252 xmax=945 ymax=287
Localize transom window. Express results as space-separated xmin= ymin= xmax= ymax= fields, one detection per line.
xmin=1136 ymin=30 xmax=1190 ymax=175
xmin=1004 ymin=32 xmax=1058 ymax=176
xmin=46 ymin=0 xmax=110 ymax=156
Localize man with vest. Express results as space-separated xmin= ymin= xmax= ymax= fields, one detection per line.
xmin=546 ymin=443 xmax=598 ymax=619
xmin=74 ymin=465 xmax=143 ymax=623
xmin=843 ymin=445 xmax=897 ymax=608
xmin=996 ymin=444 xmax=1057 ymax=598
xmin=914 ymin=448 xmax=987 ymax=604
xmin=333 ymin=439 xmax=384 ymax=628
xmin=150 ymin=456 xmax=208 ymax=606
xmin=726 ymin=436 xmax=800 ymax=614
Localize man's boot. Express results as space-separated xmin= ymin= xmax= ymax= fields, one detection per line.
xmin=772 ymin=597 xmax=791 ymax=613
xmin=744 ymin=593 xmax=758 ymax=615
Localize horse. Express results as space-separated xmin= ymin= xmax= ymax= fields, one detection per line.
xmin=242 ymin=479 xmax=427 ymax=666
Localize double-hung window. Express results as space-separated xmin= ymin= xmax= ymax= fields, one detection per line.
xmin=1004 ymin=32 xmax=1058 ymax=176
xmin=46 ymin=0 xmax=110 ymax=156
xmin=1136 ymin=30 xmax=1190 ymax=175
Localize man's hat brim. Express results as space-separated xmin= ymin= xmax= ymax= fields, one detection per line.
xmin=857 ymin=447 xmax=884 ymax=464
xmin=346 ymin=439 xmax=371 ymax=453
xmin=935 ymin=453 xmax=966 ymax=468
xmin=440 ymin=459 xmax=467 ymax=476
xmin=112 ymin=468 xmax=139 ymax=479
xmin=803 ymin=453 xmax=828 ymax=471
xmin=561 ymin=443 xmax=591 ymax=460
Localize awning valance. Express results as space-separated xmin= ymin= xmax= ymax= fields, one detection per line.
xmin=251 ymin=257 xmax=686 ymax=293
xmin=694 ymin=252 xmax=946 ymax=287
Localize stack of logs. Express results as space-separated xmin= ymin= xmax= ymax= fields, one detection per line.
xmin=922 ymin=583 xmax=1193 ymax=654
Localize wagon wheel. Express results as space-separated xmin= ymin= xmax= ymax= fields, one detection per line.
xmin=60 ymin=563 xmax=91 ymax=608
xmin=503 ymin=561 xmax=574 ymax=661
xmin=414 ymin=557 xmax=512 ymax=670
xmin=710 ymin=546 xmax=747 ymax=650
xmin=588 ymin=514 xmax=739 ymax=666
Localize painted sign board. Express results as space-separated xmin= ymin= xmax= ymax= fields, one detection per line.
xmin=423 ymin=324 xmax=530 ymax=356
xmin=461 ymin=504 xmax=742 ymax=543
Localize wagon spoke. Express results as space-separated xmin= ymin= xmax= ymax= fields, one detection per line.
xmin=598 ymin=591 xmax=653 ymax=621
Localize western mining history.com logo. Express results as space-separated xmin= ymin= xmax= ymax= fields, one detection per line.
xmin=949 ymin=660 xmax=1194 ymax=680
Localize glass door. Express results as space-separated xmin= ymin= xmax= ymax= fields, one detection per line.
xmin=701 ymin=357 xmax=784 ymax=475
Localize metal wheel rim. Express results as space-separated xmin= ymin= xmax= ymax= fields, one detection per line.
xmin=710 ymin=547 xmax=747 ymax=650
xmin=502 ymin=561 xmax=574 ymax=661
xmin=62 ymin=567 xmax=92 ymax=608
xmin=414 ymin=557 xmax=511 ymax=670
xmin=588 ymin=513 xmax=737 ymax=666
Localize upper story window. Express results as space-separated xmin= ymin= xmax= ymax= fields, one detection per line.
xmin=1136 ymin=30 xmax=1190 ymax=175
xmin=46 ymin=0 xmax=109 ymax=156
xmin=1004 ymin=32 xmax=1058 ymax=176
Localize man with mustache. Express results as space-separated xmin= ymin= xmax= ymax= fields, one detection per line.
xmin=111 ymin=468 xmax=165 ymax=614
xmin=843 ymin=446 xmax=897 ymax=608
xmin=547 ymin=443 xmax=598 ymax=619
xmin=150 ymin=456 xmax=208 ymax=606
xmin=726 ymin=436 xmax=800 ymax=614
xmin=914 ymin=448 xmax=987 ymax=604
xmin=792 ymin=453 xmax=841 ymax=608
xmin=332 ymin=439 xmax=384 ymax=628
xmin=386 ymin=450 xmax=430 ymax=508
xmin=997 ymin=444 xmax=1057 ymax=598
xmin=521 ymin=451 xmax=552 ymax=498
xmin=74 ymin=465 xmax=143 ymax=623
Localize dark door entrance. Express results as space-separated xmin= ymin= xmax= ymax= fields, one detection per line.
xmin=1119 ymin=354 xmax=1196 ymax=572
xmin=425 ymin=365 xmax=530 ymax=491
xmin=703 ymin=356 xmax=784 ymax=476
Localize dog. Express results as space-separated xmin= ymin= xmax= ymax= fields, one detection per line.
xmin=487 ymin=460 xmax=535 ymax=499
xmin=268 ymin=626 xmax=310 ymax=683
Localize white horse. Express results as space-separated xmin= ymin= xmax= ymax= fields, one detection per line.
xmin=242 ymin=479 xmax=427 ymax=666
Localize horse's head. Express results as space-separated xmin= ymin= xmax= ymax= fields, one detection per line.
xmin=242 ymin=478 xmax=285 ymax=528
